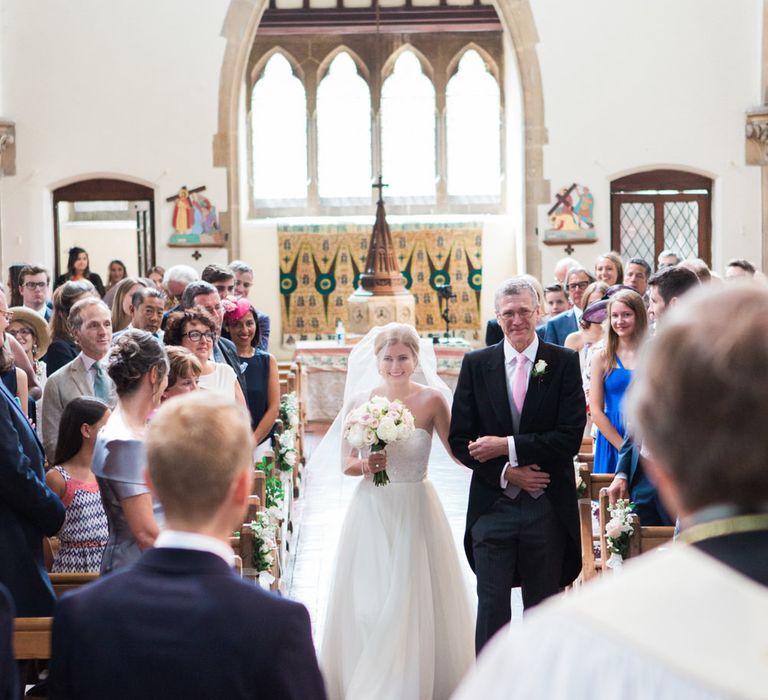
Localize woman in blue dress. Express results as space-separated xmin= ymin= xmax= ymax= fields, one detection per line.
xmin=224 ymin=299 xmax=279 ymax=459
xmin=589 ymin=288 xmax=648 ymax=473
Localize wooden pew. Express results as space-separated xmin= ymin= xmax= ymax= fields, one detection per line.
xmin=50 ymin=572 xmax=99 ymax=597
xmin=252 ymin=468 xmax=266 ymax=509
xmin=578 ymin=468 xmax=614 ymax=582
xmin=14 ymin=617 xmax=52 ymax=661
xmin=627 ymin=515 xmax=675 ymax=557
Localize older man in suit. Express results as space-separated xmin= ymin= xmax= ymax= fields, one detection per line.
xmin=450 ymin=277 xmax=586 ymax=652
xmin=50 ymin=392 xmax=326 ymax=700
xmin=41 ymin=298 xmax=115 ymax=461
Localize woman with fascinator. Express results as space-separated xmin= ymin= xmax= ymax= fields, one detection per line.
xmin=317 ymin=323 xmax=474 ymax=700
xmin=223 ymin=298 xmax=279 ymax=460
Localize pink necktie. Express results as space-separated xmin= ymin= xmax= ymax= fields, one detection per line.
xmin=512 ymin=355 xmax=528 ymax=414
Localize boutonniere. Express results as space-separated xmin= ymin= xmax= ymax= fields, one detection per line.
xmin=531 ymin=359 xmax=548 ymax=378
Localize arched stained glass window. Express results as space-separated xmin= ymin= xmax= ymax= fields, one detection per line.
xmin=317 ymin=52 xmax=372 ymax=199
xmin=251 ymin=53 xmax=307 ymax=200
xmin=446 ymin=50 xmax=501 ymax=197
xmin=381 ymin=51 xmax=436 ymax=199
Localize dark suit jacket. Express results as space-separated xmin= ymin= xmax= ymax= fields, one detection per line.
xmin=0 ymin=381 xmax=65 ymax=616
xmin=49 ymin=548 xmax=327 ymax=700
xmin=54 ymin=272 xmax=105 ymax=298
xmin=616 ymin=436 xmax=672 ymax=527
xmin=0 ymin=584 xmax=18 ymax=700
xmin=693 ymin=529 xmax=768 ymax=587
xmin=449 ymin=340 xmax=586 ymax=587
xmin=215 ymin=336 xmax=247 ymax=396
xmin=543 ymin=309 xmax=579 ymax=346
xmin=256 ymin=312 xmax=270 ymax=352
xmin=485 ymin=319 xmax=545 ymax=347
xmin=44 ymin=339 xmax=79 ymax=376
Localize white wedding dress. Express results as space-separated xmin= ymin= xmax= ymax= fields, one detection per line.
xmin=320 ymin=427 xmax=475 ymax=700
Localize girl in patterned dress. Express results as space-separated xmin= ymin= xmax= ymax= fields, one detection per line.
xmin=45 ymin=397 xmax=111 ymax=573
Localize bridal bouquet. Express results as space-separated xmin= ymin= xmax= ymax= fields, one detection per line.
xmin=343 ymin=396 xmax=415 ymax=486
xmin=605 ymin=499 xmax=635 ymax=570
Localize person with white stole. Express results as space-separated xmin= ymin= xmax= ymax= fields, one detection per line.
xmin=453 ymin=284 xmax=768 ymax=700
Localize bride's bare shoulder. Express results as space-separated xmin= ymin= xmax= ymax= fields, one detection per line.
xmin=410 ymin=384 xmax=447 ymax=405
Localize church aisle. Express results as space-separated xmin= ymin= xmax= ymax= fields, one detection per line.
xmin=285 ymin=423 xmax=481 ymax=646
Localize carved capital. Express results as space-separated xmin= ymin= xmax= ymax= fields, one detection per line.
xmin=0 ymin=120 xmax=15 ymax=176
xmin=745 ymin=109 xmax=768 ymax=165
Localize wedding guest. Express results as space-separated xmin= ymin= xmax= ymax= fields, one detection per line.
xmin=0 ymin=290 xmax=29 ymax=415
xmin=725 ymin=258 xmax=757 ymax=279
xmin=647 ymin=265 xmax=700 ymax=323
xmin=46 ymin=279 xmax=97 ymax=375
xmin=18 ymin=264 xmax=52 ymax=321
xmin=50 ymin=392 xmax=327 ymax=700
xmin=161 ymin=346 xmax=201 ymax=401
xmin=542 ymin=283 xmax=570 ymax=321
xmin=0 ymin=356 xmax=64 ymax=617
xmin=8 ymin=306 xmax=51 ymax=426
xmin=201 ymin=263 xmax=235 ymax=299
xmin=564 ymin=281 xmax=609 ymax=401
xmin=92 ymin=331 xmax=168 ymax=574
xmin=543 ymin=266 xmax=595 ymax=346
xmin=657 ymin=249 xmax=681 ymax=268
xmin=46 ymin=397 xmax=110 ymax=573
xmin=594 ymin=251 xmax=624 ymax=286
xmin=181 ymin=281 xmax=246 ymax=395
xmin=54 ymin=247 xmax=106 ymax=297
xmin=589 ymin=289 xmax=648 ymax=474
xmin=102 ymin=259 xmax=128 ymax=307
xmin=454 ymin=284 xmax=768 ymax=700
xmin=42 ymin=298 xmax=116 ymax=461
xmin=552 ymin=256 xmax=579 ymax=285
xmin=6 ymin=263 xmax=25 ymax=306
xmin=624 ymin=257 xmax=651 ymax=297
xmin=112 ymin=287 xmax=164 ymax=341
xmin=229 ymin=260 xmax=270 ymax=350
xmin=164 ymin=308 xmax=246 ymax=407
xmin=146 ymin=265 xmax=166 ymax=292
xmin=0 ymin=584 xmax=17 ymax=700
xmin=162 ymin=264 xmax=198 ymax=308
xmin=110 ymin=276 xmax=148 ymax=332
xmin=679 ymin=257 xmax=711 ymax=283
xmin=486 ymin=275 xmax=548 ymax=346
xmin=224 ymin=299 xmax=278 ymax=458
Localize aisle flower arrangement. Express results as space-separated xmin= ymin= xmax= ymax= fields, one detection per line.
xmin=256 ymin=456 xmax=284 ymax=518
xmin=249 ymin=511 xmax=279 ymax=589
xmin=605 ymin=499 xmax=635 ymax=570
xmin=275 ymin=392 xmax=299 ymax=472
xmin=343 ymin=396 xmax=415 ymax=486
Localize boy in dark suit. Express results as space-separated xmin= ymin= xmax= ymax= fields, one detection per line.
xmin=50 ymin=392 xmax=326 ymax=700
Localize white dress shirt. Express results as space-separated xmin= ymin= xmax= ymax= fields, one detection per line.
xmin=78 ymin=352 xmax=105 ymax=394
xmin=155 ymin=529 xmax=236 ymax=567
xmin=500 ymin=336 xmax=539 ymax=488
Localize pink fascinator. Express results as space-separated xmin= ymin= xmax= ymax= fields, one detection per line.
xmin=223 ymin=296 xmax=253 ymax=323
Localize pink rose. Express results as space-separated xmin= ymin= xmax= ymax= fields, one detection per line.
xmin=605 ymin=518 xmax=623 ymax=539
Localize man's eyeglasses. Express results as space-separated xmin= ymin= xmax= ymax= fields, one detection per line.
xmin=566 ymin=281 xmax=589 ymax=291
xmin=23 ymin=281 xmax=47 ymax=290
xmin=183 ymin=330 xmax=215 ymax=342
xmin=498 ymin=310 xmax=534 ymax=321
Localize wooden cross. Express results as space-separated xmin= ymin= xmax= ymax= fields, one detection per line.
xmin=191 ymin=250 xmax=202 ymax=261
xmin=547 ymin=182 xmax=577 ymax=216
xmin=372 ymin=175 xmax=389 ymax=204
xmin=165 ymin=185 xmax=206 ymax=203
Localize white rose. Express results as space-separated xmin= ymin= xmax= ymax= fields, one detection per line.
xmin=605 ymin=518 xmax=623 ymax=539
xmin=346 ymin=423 xmax=366 ymax=449
xmin=396 ymin=422 xmax=411 ymax=440
xmin=535 ymin=359 xmax=547 ymax=373
xmin=279 ymin=432 xmax=295 ymax=450
xmin=289 ymin=412 xmax=299 ymax=428
xmin=364 ymin=427 xmax=378 ymax=446
xmin=283 ymin=449 xmax=297 ymax=467
xmin=376 ymin=417 xmax=398 ymax=443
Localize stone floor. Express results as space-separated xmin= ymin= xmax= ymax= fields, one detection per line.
xmin=284 ymin=424 xmax=522 ymax=646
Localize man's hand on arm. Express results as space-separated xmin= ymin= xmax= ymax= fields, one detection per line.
xmin=468 ymin=436 xmax=508 ymax=463
xmin=503 ymin=464 xmax=550 ymax=493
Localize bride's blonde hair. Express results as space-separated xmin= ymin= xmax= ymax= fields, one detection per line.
xmin=373 ymin=323 xmax=420 ymax=359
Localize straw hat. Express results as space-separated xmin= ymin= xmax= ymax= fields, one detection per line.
xmin=8 ymin=307 xmax=51 ymax=357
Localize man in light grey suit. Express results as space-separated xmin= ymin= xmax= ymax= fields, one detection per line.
xmin=42 ymin=299 xmax=116 ymax=461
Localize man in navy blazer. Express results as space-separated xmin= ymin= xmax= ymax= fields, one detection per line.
xmin=542 ymin=266 xmax=594 ymax=346
xmin=0 ymin=377 xmax=64 ymax=617
xmin=50 ymin=392 xmax=326 ymax=700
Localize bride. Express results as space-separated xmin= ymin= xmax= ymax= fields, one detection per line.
xmin=318 ymin=323 xmax=474 ymax=700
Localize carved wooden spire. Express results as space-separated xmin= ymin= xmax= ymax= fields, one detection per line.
xmin=358 ymin=176 xmax=408 ymax=296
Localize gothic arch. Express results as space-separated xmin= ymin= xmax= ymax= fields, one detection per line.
xmin=445 ymin=42 xmax=501 ymax=86
xmin=316 ymin=45 xmax=371 ymax=86
xmin=249 ymin=47 xmax=306 ymax=86
xmin=214 ymin=0 xmax=549 ymax=276
xmin=381 ymin=43 xmax=435 ymax=83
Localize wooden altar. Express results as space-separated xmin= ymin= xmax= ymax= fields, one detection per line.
xmin=293 ymin=339 xmax=472 ymax=422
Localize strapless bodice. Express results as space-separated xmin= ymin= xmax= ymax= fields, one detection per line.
xmin=381 ymin=428 xmax=432 ymax=483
